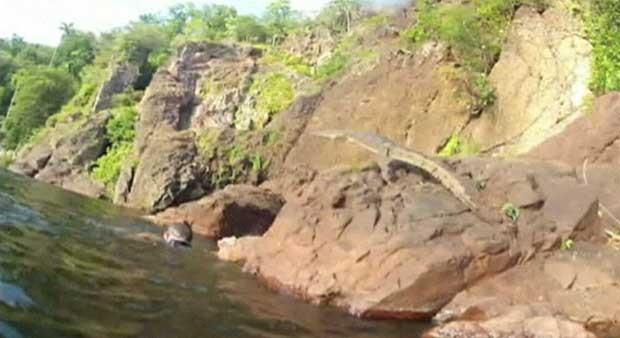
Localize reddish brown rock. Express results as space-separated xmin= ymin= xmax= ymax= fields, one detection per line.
xmin=218 ymin=158 xmax=602 ymax=319
xmin=151 ymin=185 xmax=284 ymax=239
xmin=528 ymin=92 xmax=620 ymax=166
xmin=426 ymin=304 xmax=597 ymax=338
xmin=434 ymin=243 xmax=620 ymax=338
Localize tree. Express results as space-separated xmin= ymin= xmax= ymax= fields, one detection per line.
xmin=319 ymin=0 xmax=363 ymax=33
xmin=52 ymin=24 xmax=97 ymax=77
xmin=226 ymin=15 xmax=268 ymax=43
xmin=2 ymin=67 xmax=76 ymax=149
xmin=265 ymin=0 xmax=295 ymax=43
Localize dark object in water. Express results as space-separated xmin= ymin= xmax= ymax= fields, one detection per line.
xmin=163 ymin=222 xmax=193 ymax=248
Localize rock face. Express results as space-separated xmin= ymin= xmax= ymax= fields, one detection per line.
xmin=135 ymin=43 xmax=261 ymax=152
xmin=91 ymin=62 xmax=141 ymax=113
xmin=426 ymin=304 xmax=597 ymax=338
xmin=286 ymin=42 xmax=475 ymax=171
xmin=432 ymin=243 xmax=620 ymax=338
xmin=9 ymin=113 xmax=110 ymax=198
xmin=125 ymin=132 xmax=206 ymax=212
xmin=464 ymin=5 xmax=593 ymax=155
xmin=150 ymin=184 xmax=284 ymax=239
xmin=218 ymin=157 xmax=602 ymax=319
xmin=528 ymin=92 xmax=620 ymax=165
xmin=115 ymin=43 xmax=262 ymax=211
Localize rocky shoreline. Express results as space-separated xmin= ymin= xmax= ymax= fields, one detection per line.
xmin=7 ymin=2 xmax=620 ymax=335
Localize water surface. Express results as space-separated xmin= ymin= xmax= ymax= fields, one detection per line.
xmin=0 ymin=169 xmax=427 ymax=338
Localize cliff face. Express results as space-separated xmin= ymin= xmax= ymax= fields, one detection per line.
xmin=12 ymin=2 xmax=594 ymax=208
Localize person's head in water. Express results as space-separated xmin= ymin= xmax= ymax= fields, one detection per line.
xmin=164 ymin=222 xmax=193 ymax=248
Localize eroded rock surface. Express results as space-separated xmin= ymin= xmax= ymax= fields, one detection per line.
xmin=125 ymin=131 xmax=206 ymax=212
xmin=218 ymin=157 xmax=602 ymax=319
xmin=528 ymin=92 xmax=620 ymax=165
xmin=9 ymin=113 xmax=110 ymax=198
xmin=150 ymin=184 xmax=284 ymax=239
xmin=285 ymin=42 xmax=474 ymax=171
xmin=465 ymin=5 xmax=593 ymax=155
xmin=433 ymin=243 xmax=620 ymax=337
xmin=426 ymin=304 xmax=597 ymax=338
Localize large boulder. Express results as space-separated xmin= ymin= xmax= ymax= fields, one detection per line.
xmin=126 ymin=132 xmax=206 ymax=213
xmin=135 ymin=43 xmax=261 ymax=152
xmin=432 ymin=243 xmax=619 ymax=338
xmin=9 ymin=113 xmax=110 ymax=198
xmin=528 ymin=92 xmax=620 ymax=165
xmin=464 ymin=5 xmax=593 ymax=155
xmin=218 ymin=157 xmax=602 ymax=319
xmin=150 ymin=184 xmax=284 ymax=239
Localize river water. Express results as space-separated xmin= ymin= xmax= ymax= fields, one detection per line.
xmin=0 ymin=169 xmax=427 ymax=338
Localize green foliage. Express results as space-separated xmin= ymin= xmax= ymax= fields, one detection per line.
xmin=91 ymin=105 xmax=138 ymax=188
xmin=472 ymin=73 xmax=496 ymax=111
xmin=91 ymin=142 xmax=133 ymax=187
xmin=316 ymin=52 xmax=350 ymax=79
xmin=252 ymin=73 xmax=295 ymax=128
xmin=2 ymin=66 xmax=76 ymax=149
xmin=502 ymin=203 xmax=521 ymax=222
xmin=561 ymin=238 xmax=575 ymax=251
xmin=250 ymin=152 xmax=269 ymax=175
xmin=404 ymin=0 xmax=520 ymax=73
xmin=585 ymin=0 xmax=620 ymax=93
xmin=107 ymin=106 xmax=138 ymax=145
xmin=439 ymin=134 xmax=480 ymax=156
xmin=318 ymin=0 xmax=363 ymax=34
xmin=118 ymin=23 xmax=170 ymax=64
xmin=0 ymin=150 xmax=15 ymax=167
xmin=197 ymin=128 xmax=222 ymax=159
xmin=52 ymin=26 xmax=97 ymax=77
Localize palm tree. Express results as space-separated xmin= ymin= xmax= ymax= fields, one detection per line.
xmin=329 ymin=0 xmax=362 ymax=33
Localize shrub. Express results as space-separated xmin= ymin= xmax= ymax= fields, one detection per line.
xmin=585 ymin=0 xmax=620 ymax=93
xmin=2 ymin=66 xmax=76 ymax=149
xmin=252 ymin=73 xmax=295 ymax=128
xmin=107 ymin=106 xmax=138 ymax=145
xmin=439 ymin=134 xmax=480 ymax=156
xmin=316 ymin=51 xmax=350 ymax=79
xmin=91 ymin=142 xmax=133 ymax=187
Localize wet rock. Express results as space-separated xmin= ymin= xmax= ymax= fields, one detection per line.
xmin=127 ymin=131 xmax=206 ymax=213
xmin=434 ymin=243 xmax=620 ymax=338
xmin=151 ymin=185 xmax=284 ymax=239
xmin=528 ymin=92 xmax=620 ymax=165
xmin=465 ymin=6 xmax=593 ymax=155
xmin=218 ymin=158 xmax=602 ymax=319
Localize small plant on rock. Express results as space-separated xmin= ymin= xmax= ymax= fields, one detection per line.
xmin=561 ymin=238 xmax=575 ymax=251
xmin=502 ymin=203 xmax=520 ymax=222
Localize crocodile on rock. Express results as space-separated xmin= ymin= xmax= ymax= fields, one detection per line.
xmin=310 ymin=130 xmax=479 ymax=212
